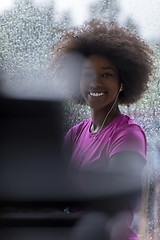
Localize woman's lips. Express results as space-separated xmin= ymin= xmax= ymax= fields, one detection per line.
xmin=89 ymin=92 xmax=104 ymax=97
xmin=89 ymin=91 xmax=106 ymax=97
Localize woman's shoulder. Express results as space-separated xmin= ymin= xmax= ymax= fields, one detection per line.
xmin=65 ymin=118 xmax=91 ymax=141
xmin=109 ymin=114 xmax=147 ymax=159
xmin=114 ymin=114 xmax=144 ymax=132
xmin=70 ymin=118 xmax=91 ymax=133
xmin=73 ymin=118 xmax=91 ymax=129
xmin=111 ymin=114 xmax=146 ymax=149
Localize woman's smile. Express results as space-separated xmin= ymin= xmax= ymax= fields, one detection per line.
xmin=89 ymin=92 xmax=105 ymax=97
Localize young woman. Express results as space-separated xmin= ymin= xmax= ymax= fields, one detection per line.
xmin=51 ymin=19 xmax=154 ymax=240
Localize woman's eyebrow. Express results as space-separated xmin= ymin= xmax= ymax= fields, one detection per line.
xmin=83 ymin=66 xmax=114 ymax=70
xmin=101 ymin=66 xmax=115 ymax=70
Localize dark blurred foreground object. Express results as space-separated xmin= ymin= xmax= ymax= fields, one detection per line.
xmin=0 ymin=96 xmax=67 ymax=202
xmin=0 ymin=95 xmax=141 ymax=240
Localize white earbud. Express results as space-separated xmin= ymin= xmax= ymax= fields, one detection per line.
xmin=119 ymin=83 xmax=123 ymax=92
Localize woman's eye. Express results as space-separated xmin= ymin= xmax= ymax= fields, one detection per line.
xmin=102 ymin=73 xmax=113 ymax=77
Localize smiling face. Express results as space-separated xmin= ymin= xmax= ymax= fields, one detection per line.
xmin=80 ymin=54 xmax=120 ymax=111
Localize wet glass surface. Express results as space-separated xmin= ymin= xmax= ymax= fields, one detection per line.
xmin=0 ymin=0 xmax=160 ymax=239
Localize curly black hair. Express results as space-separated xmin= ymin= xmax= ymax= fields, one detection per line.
xmin=51 ymin=19 xmax=154 ymax=105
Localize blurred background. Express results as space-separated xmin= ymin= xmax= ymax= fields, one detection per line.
xmin=0 ymin=0 xmax=160 ymax=239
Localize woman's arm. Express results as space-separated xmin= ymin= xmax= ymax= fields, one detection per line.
xmin=108 ymin=151 xmax=146 ymax=177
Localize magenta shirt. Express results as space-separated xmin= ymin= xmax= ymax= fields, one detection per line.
xmin=65 ymin=114 xmax=146 ymax=170
xmin=65 ymin=114 xmax=146 ymax=240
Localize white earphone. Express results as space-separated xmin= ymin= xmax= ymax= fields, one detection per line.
xmin=119 ymin=83 xmax=123 ymax=92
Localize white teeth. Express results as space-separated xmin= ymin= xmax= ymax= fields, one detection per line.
xmin=89 ymin=92 xmax=104 ymax=97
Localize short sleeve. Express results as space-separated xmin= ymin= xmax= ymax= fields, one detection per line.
xmin=108 ymin=124 xmax=147 ymax=160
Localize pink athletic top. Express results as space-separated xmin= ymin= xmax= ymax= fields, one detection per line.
xmin=65 ymin=114 xmax=146 ymax=170
xmin=65 ymin=114 xmax=146 ymax=240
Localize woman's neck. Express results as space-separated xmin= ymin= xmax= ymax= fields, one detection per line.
xmin=90 ymin=106 xmax=121 ymax=133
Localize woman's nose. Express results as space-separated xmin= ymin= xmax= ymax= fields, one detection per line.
xmin=89 ymin=76 xmax=102 ymax=87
